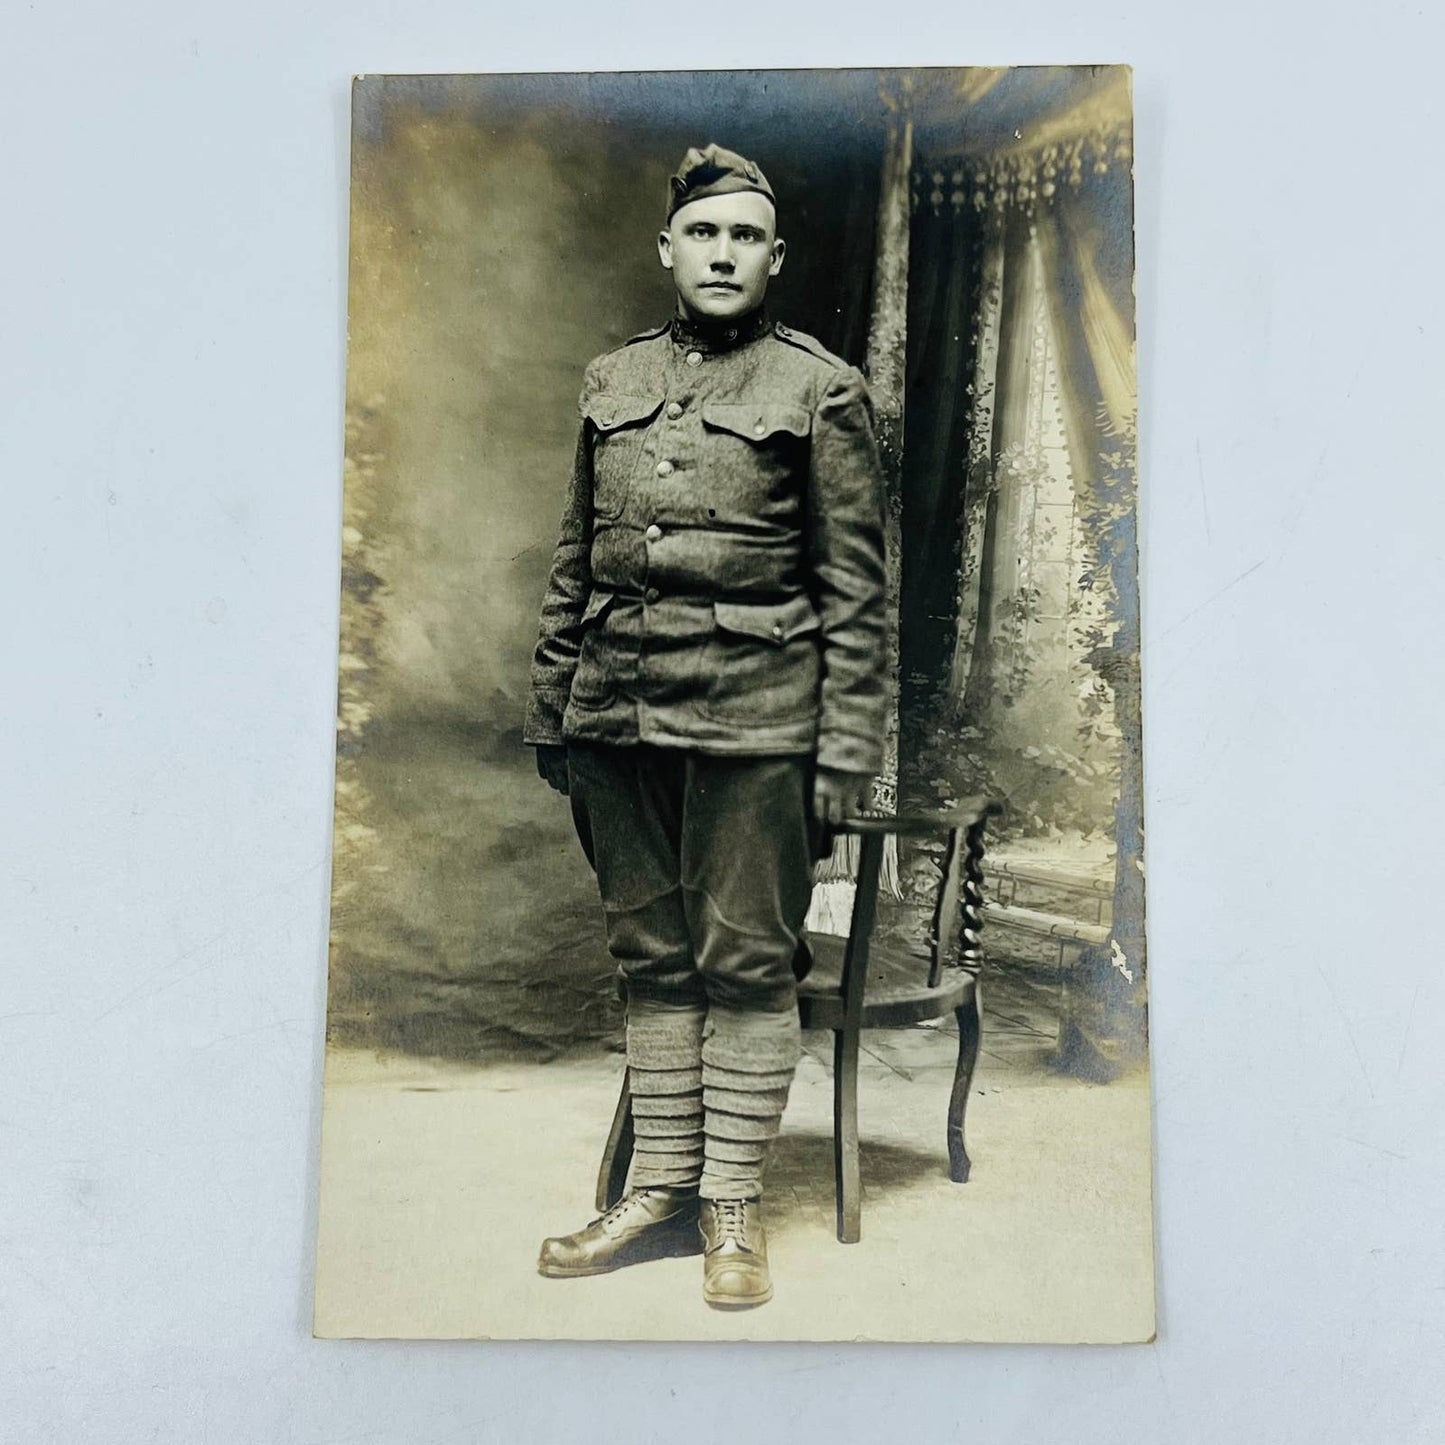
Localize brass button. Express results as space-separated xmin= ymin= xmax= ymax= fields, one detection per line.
xmin=753 ymin=420 xmax=766 ymax=436
xmin=686 ymin=351 xmax=702 ymax=367
xmin=771 ymin=622 xmax=785 ymax=639
xmin=655 ymin=460 xmax=675 ymax=478
xmin=645 ymin=523 xmax=663 ymax=542
xmin=645 ymin=587 xmax=661 ymax=604
xmin=666 ymin=401 xmax=684 ymax=419
xmin=726 ymin=328 xmax=737 ymax=340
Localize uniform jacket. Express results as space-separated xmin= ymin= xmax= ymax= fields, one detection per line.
xmin=522 ymin=307 xmax=888 ymax=776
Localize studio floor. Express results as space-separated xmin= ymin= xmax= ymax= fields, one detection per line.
xmin=313 ymin=970 xmax=1156 ymax=1344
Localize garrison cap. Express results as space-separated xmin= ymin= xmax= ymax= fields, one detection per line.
xmin=666 ymin=143 xmax=776 ymax=222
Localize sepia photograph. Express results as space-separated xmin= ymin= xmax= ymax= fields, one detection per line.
xmin=14 ymin=0 xmax=1445 ymax=1431
xmin=312 ymin=64 xmax=1152 ymax=1342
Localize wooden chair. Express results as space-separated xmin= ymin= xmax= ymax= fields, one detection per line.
xmin=596 ymin=798 xmax=1003 ymax=1243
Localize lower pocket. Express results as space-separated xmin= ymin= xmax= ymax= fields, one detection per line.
xmin=569 ymin=591 xmax=619 ymax=709
xmin=694 ymin=596 xmax=822 ymax=725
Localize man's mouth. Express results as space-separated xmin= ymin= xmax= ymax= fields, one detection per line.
xmin=702 ymin=282 xmax=741 ymax=291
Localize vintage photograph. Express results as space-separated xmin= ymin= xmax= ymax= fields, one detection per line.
xmin=313 ymin=64 xmax=1153 ymax=1342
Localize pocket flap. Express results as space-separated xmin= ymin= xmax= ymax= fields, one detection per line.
xmin=701 ymin=401 xmax=811 ymax=442
xmin=582 ymin=393 xmax=664 ymax=432
xmin=581 ymin=589 xmax=617 ymax=627
xmin=713 ymin=595 xmax=820 ymax=645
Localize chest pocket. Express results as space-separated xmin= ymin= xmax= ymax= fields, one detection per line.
xmin=701 ymin=402 xmax=812 ymax=445
xmin=584 ymin=392 xmax=664 ymax=519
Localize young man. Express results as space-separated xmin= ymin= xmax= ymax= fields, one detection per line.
xmin=522 ymin=143 xmax=887 ymax=1309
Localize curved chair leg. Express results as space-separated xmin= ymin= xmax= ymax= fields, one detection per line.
xmin=595 ymin=1072 xmax=635 ymax=1212
xmin=947 ymin=989 xmax=982 ymax=1183
xmin=833 ymin=1027 xmax=862 ymax=1242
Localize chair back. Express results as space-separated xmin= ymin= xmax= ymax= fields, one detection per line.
xmin=835 ymin=830 xmax=885 ymax=1030
xmin=925 ymin=819 xmax=990 ymax=989
xmin=833 ymin=802 xmax=1000 ymax=1006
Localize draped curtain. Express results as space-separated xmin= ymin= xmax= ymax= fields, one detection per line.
xmin=901 ymin=118 xmax=1146 ymax=1000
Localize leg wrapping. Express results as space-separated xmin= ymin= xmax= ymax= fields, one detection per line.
xmin=627 ymin=1003 xmax=705 ymax=1189
xmin=699 ymin=1006 xmax=801 ymax=1201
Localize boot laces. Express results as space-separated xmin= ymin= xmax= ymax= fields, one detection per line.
xmin=712 ymin=1198 xmax=750 ymax=1244
xmin=598 ymin=1198 xmax=634 ymax=1228
xmin=599 ymin=1187 xmax=671 ymax=1229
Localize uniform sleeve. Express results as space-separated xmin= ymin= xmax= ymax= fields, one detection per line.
xmin=522 ymin=371 xmax=597 ymax=746
xmin=806 ymin=365 xmax=889 ymax=775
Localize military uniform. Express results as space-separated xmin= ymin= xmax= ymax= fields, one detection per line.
xmin=522 ymin=307 xmax=888 ymax=772
xmin=526 ymin=144 xmax=887 ymax=1306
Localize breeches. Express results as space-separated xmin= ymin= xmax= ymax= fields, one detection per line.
xmin=568 ymin=742 xmax=825 ymax=1197
xmin=567 ymin=742 xmax=822 ymax=1014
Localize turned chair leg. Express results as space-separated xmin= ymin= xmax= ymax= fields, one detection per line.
xmin=947 ymin=989 xmax=982 ymax=1183
xmin=595 ymin=1072 xmax=635 ymax=1212
xmin=833 ymin=1026 xmax=862 ymax=1243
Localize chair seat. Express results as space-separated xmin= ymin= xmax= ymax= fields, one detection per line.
xmin=797 ymin=931 xmax=978 ymax=1031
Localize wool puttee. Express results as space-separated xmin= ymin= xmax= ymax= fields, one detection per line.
xmin=625 ymin=1001 xmax=802 ymax=1198
xmin=699 ymin=1004 xmax=802 ymax=1201
xmin=626 ymin=1003 xmax=706 ymax=1190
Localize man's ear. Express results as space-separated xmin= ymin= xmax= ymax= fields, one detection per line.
xmin=769 ymin=236 xmax=786 ymax=278
xmin=657 ymin=229 xmax=674 ymax=271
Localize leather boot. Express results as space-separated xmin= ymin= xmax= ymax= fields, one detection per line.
xmin=698 ymin=1197 xmax=772 ymax=1308
xmin=537 ymin=1187 xmax=701 ymax=1278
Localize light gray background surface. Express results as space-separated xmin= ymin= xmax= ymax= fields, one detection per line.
xmin=3 ymin=4 xmax=1440 ymax=1442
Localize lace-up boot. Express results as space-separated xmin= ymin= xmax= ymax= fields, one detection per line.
xmin=698 ymin=1196 xmax=772 ymax=1308
xmin=537 ymin=1187 xmax=701 ymax=1278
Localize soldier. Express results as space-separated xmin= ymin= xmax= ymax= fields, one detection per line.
xmin=523 ymin=143 xmax=887 ymax=1309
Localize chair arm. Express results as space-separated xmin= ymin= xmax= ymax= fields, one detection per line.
xmin=834 ymin=797 xmax=1004 ymax=837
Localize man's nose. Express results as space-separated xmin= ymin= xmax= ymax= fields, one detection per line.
xmin=708 ymin=235 xmax=736 ymax=269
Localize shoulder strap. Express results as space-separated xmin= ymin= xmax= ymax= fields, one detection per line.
xmin=772 ymin=322 xmax=849 ymax=370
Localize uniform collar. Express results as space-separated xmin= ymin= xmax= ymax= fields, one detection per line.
xmin=669 ymin=304 xmax=772 ymax=355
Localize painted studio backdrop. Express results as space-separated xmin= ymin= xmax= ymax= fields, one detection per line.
xmin=330 ymin=66 xmax=1142 ymax=1066
xmin=317 ymin=66 xmax=1151 ymax=1343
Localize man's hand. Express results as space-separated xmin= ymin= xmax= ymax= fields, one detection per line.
xmin=535 ymin=744 xmax=570 ymax=795
xmin=812 ymin=766 xmax=873 ymax=827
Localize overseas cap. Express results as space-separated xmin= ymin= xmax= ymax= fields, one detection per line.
xmin=666 ymin=143 xmax=776 ymax=222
